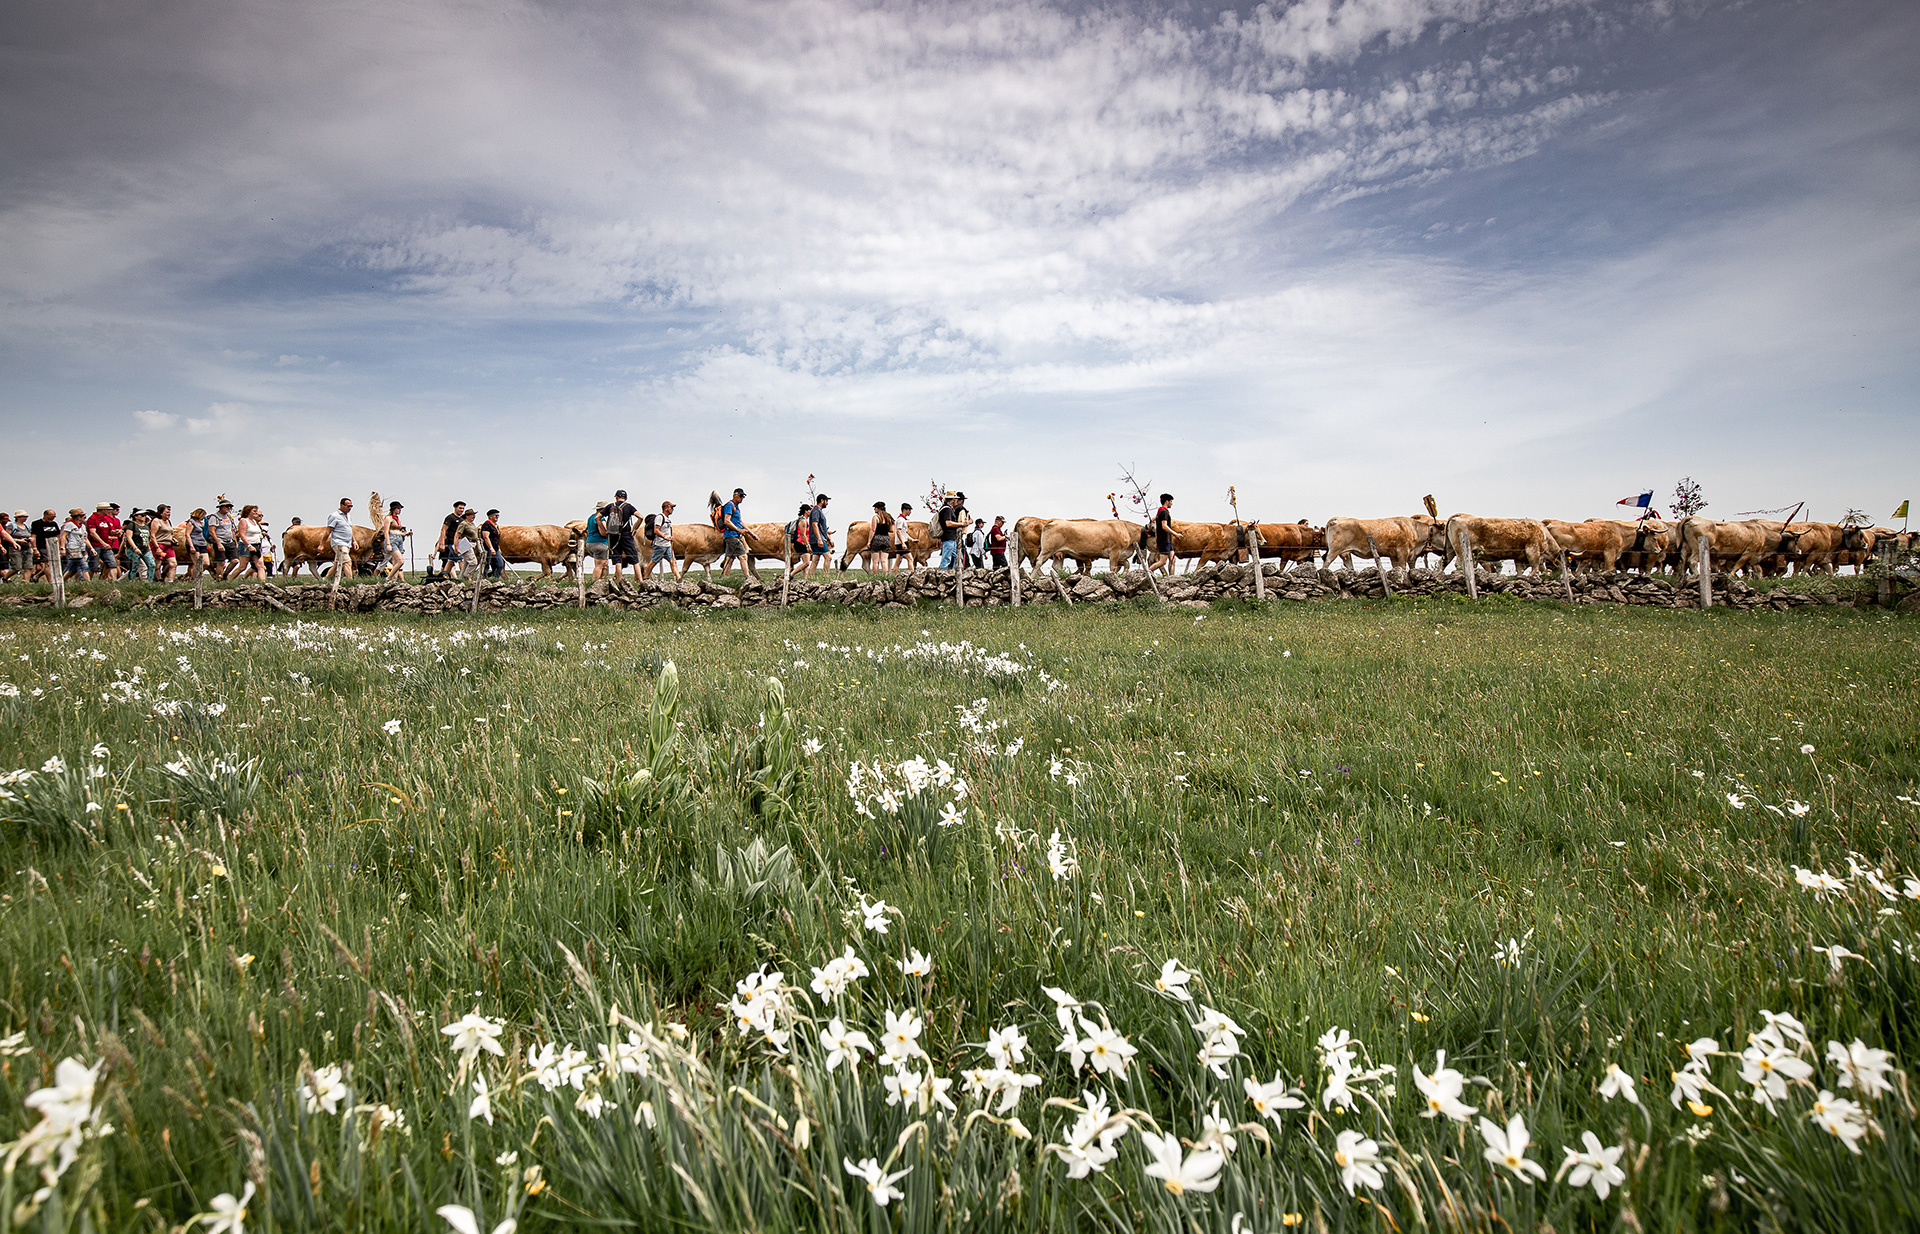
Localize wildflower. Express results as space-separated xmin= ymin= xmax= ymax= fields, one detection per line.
xmin=1757 ymin=1010 xmax=1810 ymax=1050
xmin=821 ymin=1017 xmax=875 ymax=1074
xmin=861 ymin=899 xmax=892 ymax=934
xmin=1047 ymin=830 xmax=1077 ymax=880
xmin=1048 ymin=1088 xmax=1129 ymax=1178
xmin=729 ymin=966 xmax=787 ymax=1037
xmin=468 ymin=1075 xmax=494 ymax=1125
xmin=1807 ymin=1090 xmax=1872 ymax=1153
xmin=1598 ymin=1063 xmax=1641 ymax=1106
xmin=1812 ymin=944 xmax=1862 ymax=973
xmin=1317 ymin=1027 xmax=1358 ymax=1071
xmin=1794 ymin=867 xmax=1846 ymax=898
xmin=1244 ymin=1073 xmax=1305 ymax=1126
xmin=984 ymin=1024 xmax=1029 ymax=1068
xmin=1560 ymin=1131 xmax=1626 ymax=1199
xmin=1040 ymin=986 xmax=1083 ymax=1031
xmin=441 ymin=1011 xmax=506 ymax=1075
xmin=1154 ymin=958 xmax=1194 ymax=1003
xmin=808 ymin=946 xmax=870 ymax=1001
xmin=844 ymin=1156 xmax=910 ymax=1207
xmin=90 ymin=743 xmax=109 ymax=759
xmin=598 ymin=1034 xmax=650 ymax=1078
xmin=1493 ymin=937 xmax=1524 ymax=967
xmin=1669 ymin=1064 xmax=1716 ymax=1110
xmin=197 ymin=1182 xmax=255 ymax=1234
xmin=899 ymin=949 xmax=933 ymax=977
xmin=1193 ymin=1007 xmax=1244 ymax=1078
xmin=1479 ymin=1113 xmax=1546 ymax=1184
xmin=1413 ymin=1051 xmax=1477 ymax=1122
xmin=436 ymin=1204 xmax=516 ymax=1234
xmin=1799 ymin=743 xmax=1815 ymax=755
xmin=963 ymin=1065 xmax=1043 ymax=1114
xmin=801 ymin=737 xmax=822 ymax=756
xmin=1826 ymin=1039 xmax=1895 ymax=1099
xmin=938 ymin=801 xmax=966 ymax=827
xmin=1740 ymin=1044 xmax=1814 ymax=1108
xmin=382 ymin=719 xmax=402 ymax=735
xmin=881 ymin=1008 xmax=927 ymax=1068
xmin=1904 ymin=877 xmax=1920 ymax=901
xmin=1332 ymin=1129 xmax=1384 ymax=1194
xmin=41 ymin=756 xmax=65 ymax=774
xmin=1787 ymin=800 xmax=1811 ymax=817
xmin=1198 ymin=1102 xmax=1239 ymax=1156
xmin=299 ymin=1063 xmax=349 ymax=1116
xmin=1321 ymin=1064 xmax=1356 ymax=1112
xmin=1141 ymin=1129 xmax=1225 ymax=1196
xmin=1077 ymin=1018 xmax=1138 ymax=1079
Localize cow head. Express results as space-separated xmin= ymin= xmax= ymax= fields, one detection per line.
xmin=1774 ymin=526 xmax=1805 ymax=554
xmin=1840 ymin=524 xmax=1874 ymax=553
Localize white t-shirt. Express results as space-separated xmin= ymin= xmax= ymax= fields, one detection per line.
xmin=326 ymin=510 xmax=354 ymax=549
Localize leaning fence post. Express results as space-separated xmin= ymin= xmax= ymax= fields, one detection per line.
xmin=1461 ymin=530 xmax=1478 ymax=600
xmin=1698 ymin=536 xmax=1712 ymax=609
xmin=1251 ymin=527 xmax=1265 ymax=600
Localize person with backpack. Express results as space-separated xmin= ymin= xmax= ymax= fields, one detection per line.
xmin=787 ymin=503 xmax=814 ymax=574
xmin=435 ymin=501 xmax=468 ymax=580
xmin=584 ymin=502 xmax=611 ymax=582
xmin=605 ymin=489 xmax=640 ymax=581
xmin=482 ymin=509 xmax=505 ymax=580
xmin=644 ymin=500 xmax=683 ymax=581
xmin=988 ymin=515 xmax=1009 ymax=570
xmin=717 ymin=488 xmax=749 ymax=577
xmin=806 ymin=494 xmax=834 ymax=576
xmin=965 ymin=518 xmax=989 ymax=569
xmin=935 ymin=494 xmax=963 ymax=570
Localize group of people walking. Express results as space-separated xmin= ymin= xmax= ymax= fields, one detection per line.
xmin=0 ymin=498 xmax=284 ymax=584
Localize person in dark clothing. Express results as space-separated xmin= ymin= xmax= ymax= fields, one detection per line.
xmin=1150 ymin=493 xmax=1177 ymax=575
xmin=606 ymin=489 xmax=641 ymax=581
xmin=935 ymin=495 xmax=963 ymax=569
xmin=805 ymin=494 xmax=833 ymax=575
xmin=988 ymin=515 xmax=1009 ymax=570
xmin=437 ymin=502 xmax=468 ymax=579
xmin=29 ymin=510 xmax=60 ymax=583
xmin=482 ymin=509 xmax=505 ymax=579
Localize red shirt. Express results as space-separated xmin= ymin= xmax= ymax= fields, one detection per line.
xmin=85 ymin=512 xmax=122 ymax=548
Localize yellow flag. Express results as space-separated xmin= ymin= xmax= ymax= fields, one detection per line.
xmin=1423 ymin=494 xmax=1439 ymax=519
xmin=1895 ymin=500 xmax=1910 ymax=520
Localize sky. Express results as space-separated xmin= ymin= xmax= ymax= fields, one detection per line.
xmin=1 ymin=0 xmax=1915 ymax=534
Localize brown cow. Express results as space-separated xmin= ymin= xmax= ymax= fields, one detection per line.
xmin=1445 ymin=515 xmax=1560 ymax=575
xmin=281 ymin=497 xmax=382 ymax=578
xmin=1324 ymin=516 xmax=1445 ymax=572
xmin=1677 ymin=518 xmax=1802 ymax=579
xmin=496 ymin=524 xmax=582 ymax=579
xmin=1152 ymin=520 xmax=1242 ymax=575
xmin=838 ymin=520 xmax=934 ymax=572
xmin=1036 ymin=519 xmax=1147 ymax=576
xmin=1544 ymin=520 xmax=1634 ymax=573
xmin=1612 ymin=520 xmax=1674 ymax=574
xmin=1013 ymin=517 xmax=1055 ymax=571
xmin=1240 ymin=520 xmax=1324 ymax=567
xmin=666 ymin=522 xmax=727 ymax=577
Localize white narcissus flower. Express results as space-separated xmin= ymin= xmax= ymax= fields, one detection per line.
xmin=844 ymin=1156 xmax=910 ymax=1207
xmin=821 ymin=1018 xmax=874 ymax=1074
xmin=1598 ymin=1063 xmax=1641 ymax=1106
xmin=441 ymin=1012 xmax=506 ymax=1071
xmin=382 ymin=719 xmax=402 ymax=735
xmin=1684 ymin=1037 xmax=1720 ymax=1067
xmin=1243 ymin=1073 xmax=1306 ymax=1126
xmin=1669 ymin=1065 xmax=1714 ymax=1111
xmin=1807 ymin=1090 xmax=1871 ymax=1153
xmin=299 ymin=1063 xmax=349 ymax=1115
xmin=1041 ymin=986 xmax=1083 ymax=1031
xmin=1154 ymin=958 xmax=1194 ymax=1002
xmin=1560 ymin=1131 xmax=1626 ymax=1199
xmin=1725 ymin=793 xmax=1745 ymax=809
xmin=938 ymin=801 xmax=966 ymax=827
xmin=1198 ymin=1102 xmax=1239 ymax=1156
xmin=899 ymin=950 xmax=933 ymax=977
xmin=197 ymin=1182 xmax=256 ymax=1234
xmin=1479 ymin=1114 xmax=1547 ymax=1184
xmin=468 ymin=1075 xmax=494 ymax=1125
xmin=1812 ymin=944 xmax=1862 ymax=974
xmin=1333 ymin=1129 xmax=1384 ymax=1194
xmin=1826 ymin=1039 xmax=1895 ymax=1099
xmin=861 ymin=899 xmax=892 ymax=934
xmin=1413 ymin=1051 xmax=1478 ymax=1122
xmin=1758 ymin=1010 xmax=1810 ymax=1049
xmin=1739 ymin=1045 xmax=1814 ymax=1107
xmin=984 ymin=1025 xmax=1029 ymax=1068
xmin=881 ymin=1009 xmax=927 ymax=1067
xmin=1317 ymin=1027 xmax=1357 ymax=1071
xmin=1078 ymin=1018 xmax=1138 ymax=1079
xmin=1140 ymin=1129 xmax=1225 ymax=1196
xmin=436 ymin=1203 xmax=517 ymax=1234
xmin=1047 ymin=831 xmax=1077 ymax=880
xmin=1794 ymin=867 xmax=1846 ymax=897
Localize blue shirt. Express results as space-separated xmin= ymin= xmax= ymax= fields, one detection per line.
xmin=584 ymin=514 xmax=607 ymax=545
xmin=720 ymin=502 xmax=743 ymax=536
xmin=809 ymin=506 xmax=830 ymax=544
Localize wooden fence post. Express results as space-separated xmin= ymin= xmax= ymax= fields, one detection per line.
xmin=1251 ymin=527 xmax=1265 ymax=600
xmin=192 ymin=564 xmax=203 ymax=610
xmin=782 ymin=539 xmax=791 ymax=609
xmin=1366 ymin=533 xmax=1392 ymax=599
xmin=51 ymin=554 xmax=66 ymax=611
xmin=1878 ymin=539 xmax=1895 ymax=607
xmin=1140 ymin=546 xmax=1163 ymax=600
xmin=1461 ymin=530 xmax=1478 ymax=600
xmin=470 ymin=564 xmax=482 ymax=613
xmin=955 ymin=552 xmax=964 ymax=607
xmin=576 ymin=554 xmax=587 ymax=609
xmin=1010 ymin=547 xmax=1020 ymax=607
xmin=1698 ymin=536 xmax=1712 ymax=609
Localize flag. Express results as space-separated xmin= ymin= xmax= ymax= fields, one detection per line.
xmin=1422 ymin=494 xmax=1438 ymax=519
xmin=1896 ymin=500 xmax=1910 ymax=520
xmin=1617 ymin=490 xmax=1653 ymax=508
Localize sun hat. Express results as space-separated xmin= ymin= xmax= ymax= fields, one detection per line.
xmin=96 ymin=501 xmax=112 ymax=510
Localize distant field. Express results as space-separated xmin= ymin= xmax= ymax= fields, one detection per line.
xmin=0 ymin=599 xmax=1915 ymax=1233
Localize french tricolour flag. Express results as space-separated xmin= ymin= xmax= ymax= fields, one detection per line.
xmin=1617 ymin=490 xmax=1653 ymax=509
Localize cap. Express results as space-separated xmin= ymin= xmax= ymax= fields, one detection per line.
xmin=614 ymin=489 xmax=627 ymax=499
xmin=815 ymin=492 xmax=830 ymax=502
xmin=217 ymin=500 xmax=233 ymax=508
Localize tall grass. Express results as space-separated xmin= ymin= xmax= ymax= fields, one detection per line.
xmin=0 ymin=599 xmax=1914 ymax=1232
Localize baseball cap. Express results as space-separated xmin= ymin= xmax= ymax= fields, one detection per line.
xmin=614 ymin=489 xmax=628 ymax=499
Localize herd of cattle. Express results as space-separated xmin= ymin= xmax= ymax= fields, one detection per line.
xmin=267 ymin=502 xmax=1912 ymax=582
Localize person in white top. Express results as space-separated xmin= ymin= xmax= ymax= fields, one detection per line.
xmin=236 ymin=504 xmax=268 ymax=581
xmin=325 ymin=497 xmax=356 ymax=585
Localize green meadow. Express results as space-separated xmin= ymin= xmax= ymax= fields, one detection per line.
xmin=0 ymin=598 xmax=1915 ymax=1233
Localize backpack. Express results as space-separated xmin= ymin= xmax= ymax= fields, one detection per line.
xmin=643 ymin=513 xmax=658 ymax=542
xmin=604 ymin=504 xmax=626 ymax=537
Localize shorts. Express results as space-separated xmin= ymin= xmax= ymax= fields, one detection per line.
xmin=722 ymin=535 xmax=746 ymax=556
xmin=611 ymin=537 xmax=639 ymax=566
xmin=651 ymin=542 xmax=675 ymax=563
xmin=586 ymin=542 xmax=609 ymax=560
xmin=1155 ymin=534 xmax=1172 ymax=553
xmin=871 ymin=537 xmax=892 ymax=553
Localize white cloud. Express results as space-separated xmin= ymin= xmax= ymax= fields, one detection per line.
xmin=132 ymin=409 xmax=179 ymax=431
